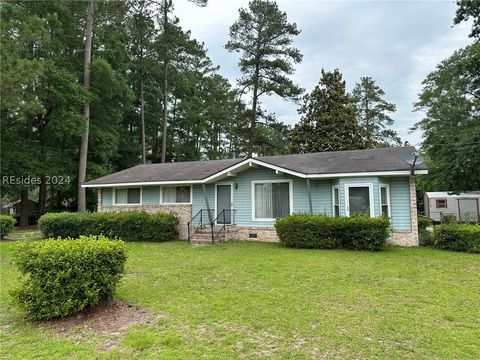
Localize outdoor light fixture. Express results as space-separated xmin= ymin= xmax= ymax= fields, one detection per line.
xmin=234 ymin=183 xmax=238 ymax=190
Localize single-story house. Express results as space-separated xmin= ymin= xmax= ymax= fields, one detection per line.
xmin=83 ymin=146 xmax=428 ymax=246
xmin=1 ymin=199 xmax=38 ymax=216
xmin=424 ymin=191 xmax=480 ymax=223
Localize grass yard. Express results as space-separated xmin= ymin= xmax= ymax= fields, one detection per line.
xmin=1 ymin=239 xmax=479 ymax=359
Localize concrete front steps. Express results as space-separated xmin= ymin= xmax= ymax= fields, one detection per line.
xmin=190 ymin=225 xmax=238 ymax=244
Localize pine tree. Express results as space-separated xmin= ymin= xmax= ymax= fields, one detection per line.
xmin=352 ymin=76 xmax=401 ymax=148
xmin=77 ymin=0 xmax=94 ymax=212
xmin=225 ymin=0 xmax=303 ymax=157
xmin=128 ymin=0 xmax=157 ymax=164
xmin=290 ymin=69 xmax=364 ymax=153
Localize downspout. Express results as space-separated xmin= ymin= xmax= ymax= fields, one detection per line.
xmin=306 ymin=179 xmax=313 ymax=214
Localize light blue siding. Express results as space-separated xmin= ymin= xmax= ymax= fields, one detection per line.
xmin=389 ymin=177 xmax=412 ymax=230
xmin=192 ymin=184 xmax=215 ymax=218
xmin=102 ymin=188 xmax=113 ymax=206
xmin=142 ymin=186 xmax=160 ymax=205
xmin=101 ymin=168 xmax=412 ymax=231
xmin=193 ymin=168 xmax=334 ymax=227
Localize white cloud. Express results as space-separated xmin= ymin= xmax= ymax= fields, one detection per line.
xmin=174 ymin=0 xmax=472 ymax=146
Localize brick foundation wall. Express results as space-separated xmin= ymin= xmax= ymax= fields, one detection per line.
xmin=388 ymin=176 xmax=419 ymax=247
xmin=98 ymin=197 xmax=191 ymax=240
xmin=235 ymin=227 xmax=279 ymax=243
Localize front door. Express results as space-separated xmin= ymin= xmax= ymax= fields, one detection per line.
xmin=216 ymin=184 xmax=232 ymax=224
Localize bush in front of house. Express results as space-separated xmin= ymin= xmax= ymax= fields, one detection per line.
xmin=11 ymin=236 xmax=127 ymax=320
xmin=418 ymin=216 xmax=435 ymax=246
xmin=0 ymin=215 xmax=16 ymax=238
xmin=275 ymin=213 xmax=391 ymax=251
xmin=419 ymin=227 xmax=435 ymax=246
xmin=434 ymin=224 xmax=480 ymax=253
xmin=38 ymin=211 xmax=179 ymax=242
xmin=418 ymin=216 xmax=433 ymax=230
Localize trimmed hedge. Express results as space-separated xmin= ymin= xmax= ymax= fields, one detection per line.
xmin=38 ymin=211 xmax=179 ymax=242
xmin=11 ymin=236 xmax=127 ymax=320
xmin=275 ymin=213 xmax=391 ymax=251
xmin=0 ymin=215 xmax=15 ymax=238
xmin=434 ymin=224 xmax=480 ymax=253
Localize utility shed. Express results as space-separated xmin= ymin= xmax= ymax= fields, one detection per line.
xmin=424 ymin=191 xmax=480 ymax=223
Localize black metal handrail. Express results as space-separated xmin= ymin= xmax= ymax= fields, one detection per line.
xmin=187 ymin=209 xmax=213 ymax=242
xmin=211 ymin=209 xmax=236 ymax=243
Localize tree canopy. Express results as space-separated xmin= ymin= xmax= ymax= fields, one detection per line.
xmin=413 ymin=44 xmax=480 ymax=192
xmin=290 ymin=69 xmax=364 ymax=153
xmin=352 ymin=76 xmax=401 ymax=148
xmin=225 ymin=0 xmax=303 ymax=156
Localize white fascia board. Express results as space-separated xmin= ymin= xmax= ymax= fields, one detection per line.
xmin=82 ymin=179 xmax=202 ymax=188
xmin=201 ymin=158 xmax=307 ymax=183
xmin=306 ymin=170 xmax=428 ymax=179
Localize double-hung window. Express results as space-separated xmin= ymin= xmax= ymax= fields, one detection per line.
xmin=332 ymin=186 xmax=340 ymax=216
xmin=162 ymin=186 xmax=191 ymax=204
xmin=380 ymin=185 xmax=390 ymax=217
xmin=114 ymin=188 xmax=141 ymax=205
xmin=253 ymin=181 xmax=291 ymax=220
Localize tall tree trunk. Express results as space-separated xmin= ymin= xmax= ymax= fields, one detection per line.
xmin=161 ymin=0 xmax=168 ymax=163
xmin=19 ymin=188 xmax=29 ymax=227
xmin=78 ymin=0 xmax=94 ymax=212
xmin=38 ymin=178 xmax=47 ymax=215
xmin=365 ymin=97 xmax=371 ymax=147
xmin=161 ymin=60 xmax=168 ymax=163
xmin=248 ymin=85 xmax=259 ymax=157
xmin=140 ymin=78 xmax=146 ymax=164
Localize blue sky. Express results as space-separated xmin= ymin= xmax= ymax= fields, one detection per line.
xmin=175 ymin=0 xmax=472 ymax=146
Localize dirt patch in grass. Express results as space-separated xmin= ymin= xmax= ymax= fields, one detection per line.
xmin=38 ymin=300 xmax=157 ymax=338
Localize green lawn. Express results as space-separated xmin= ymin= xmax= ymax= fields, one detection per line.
xmin=1 ymin=240 xmax=479 ymax=359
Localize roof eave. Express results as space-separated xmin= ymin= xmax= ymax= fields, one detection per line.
xmin=82 ymin=167 xmax=428 ymax=188
xmin=82 ymin=179 xmax=203 ymax=188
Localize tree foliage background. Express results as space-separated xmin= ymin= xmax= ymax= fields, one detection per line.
xmin=4 ymin=0 xmax=453 ymax=222
xmin=413 ymin=1 xmax=480 ymax=195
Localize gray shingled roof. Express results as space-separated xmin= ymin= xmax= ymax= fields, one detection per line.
xmin=84 ymin=146 xmax=427 ymax=186
xmin=85 ymin=158 xmax=242 ymax=185
xmin=257 ymin=146 xmax=427 ymax=174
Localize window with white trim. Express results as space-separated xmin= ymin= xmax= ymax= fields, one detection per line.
xmin=115 ymin=188 xmax=140 ymax=204
xmin=253 ymin=181 xmax=290 ymax=220
xmin=345 ymin=184 xmax=374 ymax=217
xmin=333 ymin=186 xmax=340 ymax=216
xmin=162 ymin=186 xmax=191 ymax=203
xmin=380 ymin=185 xmax=390 ymax=217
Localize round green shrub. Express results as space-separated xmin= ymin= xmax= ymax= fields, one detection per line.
xmin=11 ymin=236 xmax=127 ymax=320
xmin=0 ymin=214 xmax=16 ymax=238
xmin=434 ymin=224 xmax=480 ymax=253
xmin=275 ymin=213 xmax=390 ymax=251
xmin=38 ymin=211 xmax=179 ymax=242
xmin=419 ymin=228 xmax=435 ymax=246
